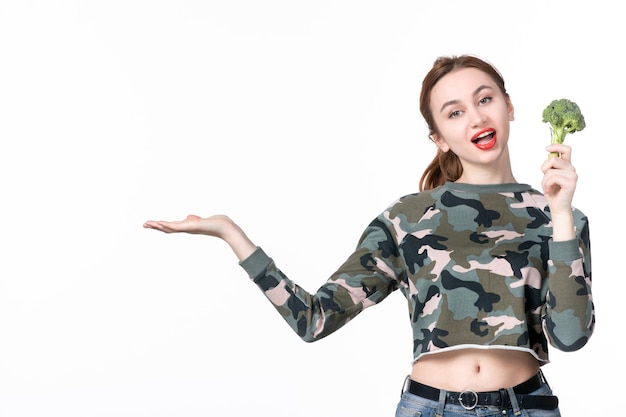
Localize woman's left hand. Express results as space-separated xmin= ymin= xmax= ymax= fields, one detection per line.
xmin=541 ymin=144 xmax=578 ymax=216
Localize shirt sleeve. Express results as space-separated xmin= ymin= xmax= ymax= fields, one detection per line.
xmin=238 ymin=216 xmax=401 ymax=342
xmin=543 ymin=211 xmax=594 ymax=352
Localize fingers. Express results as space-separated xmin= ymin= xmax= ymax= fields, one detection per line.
xmin=545 ymin=144 xmax=572 ymax=163
xmin=541 ymin=167 xmax=578 ymax=193
xmin=541 ymin=145 xmax=576 ymax=174
xmin=142 ymin=220 xmax=181 ymax=233
xmin=143 ymin=214 xmax=233 ymax=237
xmin=143 ymin=214 xmax=201 ymax=233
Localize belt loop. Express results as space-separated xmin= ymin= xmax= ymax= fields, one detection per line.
xmin=434 ymin=388 xmax=446 ymax=417
xmin=400 ymin=375 xmax=410 ymax=398
xmin=499 ymin=388 xmax=509 ymax=414
xmin=505 ymin=387 xmax=521 ymax=416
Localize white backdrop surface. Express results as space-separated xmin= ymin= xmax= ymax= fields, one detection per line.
xmin=0 ymin=1 xmax=620 ymax=416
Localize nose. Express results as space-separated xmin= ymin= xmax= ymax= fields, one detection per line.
xmin=470 ymin=107 xmax=487 ymax=127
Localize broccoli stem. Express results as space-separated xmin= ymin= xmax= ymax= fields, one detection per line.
xmin=549 ymin=127 xmax=563 ymax=158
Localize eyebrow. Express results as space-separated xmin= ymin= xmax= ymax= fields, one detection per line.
xmin=439 ymin=85 xmax=493 ymax=113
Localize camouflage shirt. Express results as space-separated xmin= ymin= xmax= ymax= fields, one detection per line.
xmin=240 ymin=181 xmax=594 ymax=363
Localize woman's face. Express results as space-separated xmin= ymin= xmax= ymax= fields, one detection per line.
xmin=429 ymin=67 xmax=515 ymax=169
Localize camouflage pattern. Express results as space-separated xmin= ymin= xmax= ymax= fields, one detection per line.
xmin=240 ymin=182 xmax=594 ymax=363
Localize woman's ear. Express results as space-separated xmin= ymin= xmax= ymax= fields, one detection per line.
xmin=507 ymin=99 xmax=515 ymax=121
xmin=431 ymin=134 xmax=450 ymax=152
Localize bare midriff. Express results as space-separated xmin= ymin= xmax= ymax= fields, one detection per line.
xmin=409 ymin=348 xmax=541 ymax=392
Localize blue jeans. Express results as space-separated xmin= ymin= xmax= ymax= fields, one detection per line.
xmin=394 ymin=380 xmax=561 ymax=417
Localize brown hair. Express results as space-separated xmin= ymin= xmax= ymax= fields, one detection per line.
xmin=418 ymin=55 xmax=509 ymax=191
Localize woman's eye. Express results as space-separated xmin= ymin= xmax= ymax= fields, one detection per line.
xmin=479 ymin=96 xmax=492 ymax=105
xmin=449 ymin=110 xmax=462 ymax=118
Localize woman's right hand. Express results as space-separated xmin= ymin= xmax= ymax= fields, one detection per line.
xmin=143 ymin=215 xmax=257 ymax=261
xmin=143 ymin=214 xmax=233 ymax=237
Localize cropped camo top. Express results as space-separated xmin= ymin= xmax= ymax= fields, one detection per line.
xmin=239 ymin=182 xmax=595 ymax=363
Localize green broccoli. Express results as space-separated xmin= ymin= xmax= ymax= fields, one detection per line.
xmin=542 ymin=98 xmax=586 ymax=157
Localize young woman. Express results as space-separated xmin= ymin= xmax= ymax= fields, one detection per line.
xmin=144 ymin=55 xmax=594 ymax=416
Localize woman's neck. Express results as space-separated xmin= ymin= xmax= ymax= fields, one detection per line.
xmin=455 ymin=149 xmax=517 ymax=185
xmin=455 ymin=170 xmax=517 ymax=185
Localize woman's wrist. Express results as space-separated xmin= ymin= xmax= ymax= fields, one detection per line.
xmin=220 ymin=219 xmax=257 ymax=261
xmin=550 ymin=210 xmax=575 ymax=242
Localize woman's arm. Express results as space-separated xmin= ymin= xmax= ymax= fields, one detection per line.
xmin=540 ymin=143 xmax=577 ymax=242
xmin=540 ymin=144 xmax=594 ymax=350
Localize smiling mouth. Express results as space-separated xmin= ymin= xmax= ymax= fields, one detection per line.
xmin=471 ymin=130 xmax=496 ymax=150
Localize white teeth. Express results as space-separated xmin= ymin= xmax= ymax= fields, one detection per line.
xmin=472 ymin=131 xmax=494 ymax=144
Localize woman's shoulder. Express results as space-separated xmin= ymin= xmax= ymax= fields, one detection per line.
xmin=390 ymin=188 xmax=438 ymax=206
xmin=381 ymin=189 xmax=440 ymax=220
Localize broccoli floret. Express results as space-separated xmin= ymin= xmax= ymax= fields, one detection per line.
xmin=542 ymin=98 xmax=586 ymax=157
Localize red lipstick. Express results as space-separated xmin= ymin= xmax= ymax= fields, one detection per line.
xmin=471 ymin=128 xmax=496 ymax=150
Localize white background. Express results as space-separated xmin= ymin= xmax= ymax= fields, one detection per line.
xmin=0 ymin=1 xmax=621 ymax=416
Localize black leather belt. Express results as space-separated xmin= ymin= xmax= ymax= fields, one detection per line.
xmin=405 ymin=373 xmax=559 ymax=411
